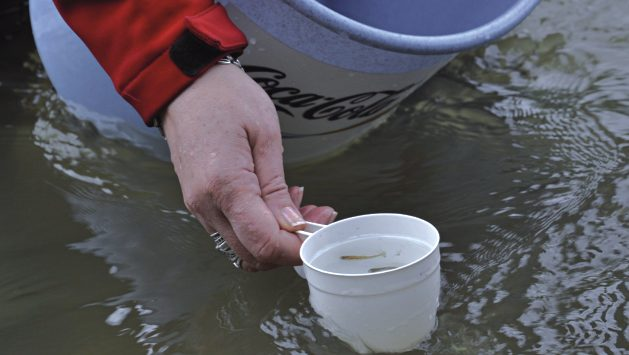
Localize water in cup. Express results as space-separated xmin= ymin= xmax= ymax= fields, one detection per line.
xmin=310 ymin=234 xmax=432 ymax=275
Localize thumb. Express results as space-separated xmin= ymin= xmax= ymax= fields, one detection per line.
xmin=250 ymin=124 xmax=305 ymax=232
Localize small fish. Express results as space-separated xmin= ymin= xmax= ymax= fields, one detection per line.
xmin=368 ymin=266 xmax=398 ymax=273
xmin=340 ymin=251 xmax=386 ymax=260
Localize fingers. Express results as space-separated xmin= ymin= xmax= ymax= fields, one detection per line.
xmin=208 ymin=212 xmax=277 ymax=272
xmin=290 ymin=187 xmax=337 ymax=225
xmin=288 ymin=186 xmax=304 ymax=208
xmin=301 ymin=205 xmax=338 ymax=224
xmin=248 ymin=120 xmax=305 ymax=232
xmin=214 ymin=173 xmax=303 ymax=266
xmin=299 ymin=204 xmax=317 ymax=216
xmin=203 ymin=183 xmax=337 ymax=271
xmin=184 ymin=190 xmax=277 ymax=271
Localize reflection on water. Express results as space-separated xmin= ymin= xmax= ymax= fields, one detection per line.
xmin=2 ymin=0 xmax=628 ymax=353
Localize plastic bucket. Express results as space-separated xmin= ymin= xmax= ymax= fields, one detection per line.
xmin=226 ymin=0 xmax=538 ymax=162
xmin=30 ymin=0 xmax=539 ymax=163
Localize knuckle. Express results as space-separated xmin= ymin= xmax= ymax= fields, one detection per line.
xmin=258 ymin=119 xmax=281 ymax=139
xmin=253 ymin=91 xmax=277 ymax=117
xmin=211 ymin=175 xmax=249 ymax=213
xmin=183 ymin=192 xmax=203 ymax=215
xmin=252 ymin=128 xmax=281 ymax=158
xmin=260 ymin=174 xmax=288 ymax=199
xmin=241 ymin=258 xmax=264 ymax=273
xmin=252 ymin=236 xmax=279 ymax=264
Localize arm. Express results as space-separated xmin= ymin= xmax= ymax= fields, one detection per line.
xmin=53 ymin=0 xmax=337 ymax=271
xmin=53 ymin=0 xmax=247 ymax=123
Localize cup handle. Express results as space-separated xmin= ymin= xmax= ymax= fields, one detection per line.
xmin=294 ymin=221 xmax=326 ymax=278
xmin=295 ymin=221 xmax=326 ymax=241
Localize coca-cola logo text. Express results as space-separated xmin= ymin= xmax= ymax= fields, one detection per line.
xmin=244 ymin=66 xmax=416 ymax=122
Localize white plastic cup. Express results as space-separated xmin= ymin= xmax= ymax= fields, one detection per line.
xmin=297 ymin=214 xmax=440 ymax=353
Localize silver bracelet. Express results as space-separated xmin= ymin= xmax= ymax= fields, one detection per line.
xmin=217 ymin=55 xmax=243 ymax=70
xmin=211 ymin=232 xmax=243 ymax=269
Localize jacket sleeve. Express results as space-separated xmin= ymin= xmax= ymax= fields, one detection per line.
xmin=53 ymin=0 xmax=248 ymax=125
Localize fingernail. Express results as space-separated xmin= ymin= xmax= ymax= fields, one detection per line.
xmin=297 ymin=186 xmax=304 ymax=203
xmin=328 ymin=210 xmax=338 ymax=224
xmin=281 ymin=206 xmax=306 ymax=227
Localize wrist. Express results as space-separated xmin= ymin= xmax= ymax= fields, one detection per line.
xmin=112 ymin=3 xmax=248 ymax=127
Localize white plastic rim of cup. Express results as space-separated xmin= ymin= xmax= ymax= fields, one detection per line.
xmin=295 ymin=213 xmax=441 ymax=354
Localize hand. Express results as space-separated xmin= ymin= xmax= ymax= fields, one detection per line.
xmin=162 ymin=64 xmax=336 ymax=271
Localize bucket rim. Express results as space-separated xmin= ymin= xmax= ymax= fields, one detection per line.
xmin=282 ymin=0 xmax=540 ymax=54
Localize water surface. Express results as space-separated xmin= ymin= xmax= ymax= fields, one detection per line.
xmin=1 ymin=0 xmax=628 ymax=353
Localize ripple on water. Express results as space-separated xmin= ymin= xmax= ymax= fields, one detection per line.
xmin=11 ymin=0 xmax=629 ymax=353
xmin=400 ymin=1 xmax=629 ymax=352
xmin=259 ymin=291 xmax=358 ymax=354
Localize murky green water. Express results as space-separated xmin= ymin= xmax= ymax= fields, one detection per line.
xmin=1 ymin=0 xmax=628 ymax=354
